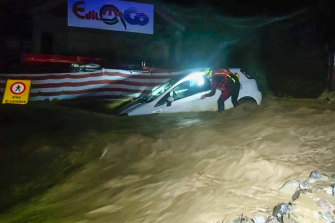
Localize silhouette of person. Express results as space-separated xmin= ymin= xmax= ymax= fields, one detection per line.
xmin=15 ymin=85 xmax=21 ymax=92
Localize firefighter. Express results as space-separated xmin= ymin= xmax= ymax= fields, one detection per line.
xmin=201 ymin=68 xmax=240 ymax=112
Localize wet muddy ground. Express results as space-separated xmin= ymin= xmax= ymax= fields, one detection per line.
xmin=1 ymin=96 xmax=335 ymax=223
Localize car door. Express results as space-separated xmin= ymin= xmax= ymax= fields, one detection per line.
xmin=155 ymin=75 xmax=219 ymax=113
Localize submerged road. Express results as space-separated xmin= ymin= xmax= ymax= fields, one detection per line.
xmin=1 ymin=96 xmax=335 ymax=222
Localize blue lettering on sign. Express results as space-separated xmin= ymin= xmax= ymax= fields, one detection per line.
xmin=72 ymin=1 xmax=150 ymax=30
xmin=124 ymin=7 xmax=149 ymax=26
xmin=100 ymin=5 xmax=127 ymax=29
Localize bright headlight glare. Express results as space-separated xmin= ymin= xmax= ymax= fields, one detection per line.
xmin=189 ymin=72 xmax=204 ymax=78
xmin=188 ymin=72 xmax=205 ymax=86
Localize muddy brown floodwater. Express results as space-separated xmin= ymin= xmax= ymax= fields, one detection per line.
xmin=2 ymin=96 xmax=335 ymax=223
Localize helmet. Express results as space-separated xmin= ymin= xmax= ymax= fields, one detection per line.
xmin=204 ymin=67 xmax=214 ymax=79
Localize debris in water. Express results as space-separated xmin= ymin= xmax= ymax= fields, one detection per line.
xmin=100 ymin=144 xmax=110 ymax=159
xmin=332 ymin=184 xmax=335 ymax=197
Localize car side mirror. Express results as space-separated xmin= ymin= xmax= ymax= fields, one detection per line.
xmin=167 ymin=96 xmax=174 ymax=106
xmin=167 ymin=96 xmax=174 ymax=102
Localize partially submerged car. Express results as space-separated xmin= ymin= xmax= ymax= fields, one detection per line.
xmin=118 ymin=68 xmax=262 ymax=116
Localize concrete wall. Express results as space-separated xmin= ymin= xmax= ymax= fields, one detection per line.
xmin=32 ymin=12 xmax=171 ymax=68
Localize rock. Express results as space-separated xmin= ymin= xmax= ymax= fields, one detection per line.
xmin=332 ymin=184 xmax=335 ymax=197
xmin=252 ymin=216 xmax=266 ymax=223
xmin=317 ymin=199 xmax=335 ymax=213
xmin=314 ymin=188 xmax=324 ymax=193
xmin=309 ymin=171 xmax=328 ymax=183
xmin=320 ymin=213 xmax=335 ymax=223
xmin=332 ymin=174 xmax=335 ymax=179
xmin=292 ymin=190 xmax=301 ymax=201
xmin=299 ymin=181 xmax=311 ymax=190
xmin=273 ymin=203 xmax=293 ymax=223
xmin=320 ymin=186 xmax=333 ymax=195
xmin=310 ymin=171 xmax=323 ymax=179
xmin=314 ymin=186 xmax=334 ymax=195
xmin=280 ymin=180 xmax=301 ymax=194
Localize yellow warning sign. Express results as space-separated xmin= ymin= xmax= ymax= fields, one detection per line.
xmin=2 ymin=80 xmax=31 ymax=104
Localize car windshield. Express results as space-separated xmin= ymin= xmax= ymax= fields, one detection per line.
xmin=138 ymin=75 xmax=187 ymax=103
xmin=142 ymin=80 xmax=174 ymax=103
xmin=137 ymin=72 xmax=206 ymax=103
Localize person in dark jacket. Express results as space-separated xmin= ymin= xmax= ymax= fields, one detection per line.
xmin=201 ymin=68 xmax=240 ymax=112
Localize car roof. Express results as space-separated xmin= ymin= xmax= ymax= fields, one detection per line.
xmin=173 ymin=68 xmax=242 ymax=80
xmin=163 ymin=68 xmax=243 ymax=89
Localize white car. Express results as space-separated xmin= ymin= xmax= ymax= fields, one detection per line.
xmin=118 ymin=68 xmax=262 ymax=116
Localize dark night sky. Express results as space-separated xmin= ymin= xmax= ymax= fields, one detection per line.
xmin=164 ymin=0 xmax=324 ymax=15
xmin=0 ymin=0 xmax=334 ymax=97
xmin=0 ymin=0 xmax=333 ymax=37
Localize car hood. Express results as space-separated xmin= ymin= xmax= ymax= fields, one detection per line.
xmin=118 ymin=99 xmax=145 ymax=115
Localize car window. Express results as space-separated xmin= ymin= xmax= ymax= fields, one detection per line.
xmin=155 ymin=92 xmax=171 ymax=107
xmin=143 ymin=81 xmax=172 ymax=103
xmin=172 ymin=80 xmax=194 ymax=100
xmin=155 ymin=76 xmax=211 ymax=106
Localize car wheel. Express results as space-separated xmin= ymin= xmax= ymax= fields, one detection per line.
xmin=237 ymin=97 xmax=258 ymax=111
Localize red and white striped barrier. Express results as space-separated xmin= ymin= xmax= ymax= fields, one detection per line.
xmin=0 ymin=68 xmax=196 ymax=101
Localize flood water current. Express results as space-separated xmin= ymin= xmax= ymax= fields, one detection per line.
xmin=4 ymin=97 xmax=335 ymax=223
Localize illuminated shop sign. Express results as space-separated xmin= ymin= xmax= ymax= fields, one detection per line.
xmin=68 ymin=0 xmax=154 ymax=34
